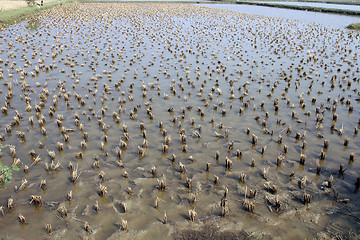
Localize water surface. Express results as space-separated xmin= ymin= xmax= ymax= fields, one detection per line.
xmin=0 ymin=2 xmax=359 ymax=239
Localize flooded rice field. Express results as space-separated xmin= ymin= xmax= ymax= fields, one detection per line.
xmin=0 ymin=2 xmax=359 ymax=239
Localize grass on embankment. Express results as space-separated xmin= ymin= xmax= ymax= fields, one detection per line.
xmin=301 ymin=0 xmax=360 ymax=6
xmin=0 ymin=0 xmax=74 ymax=30
xmin=346 ymin=22 xmax=360 ymax=29
xmin=236 ymin=1 xmax=360 ymax=16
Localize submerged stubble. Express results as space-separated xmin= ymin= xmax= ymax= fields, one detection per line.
xmin=0 ymin=2 xmax=359 ymax=239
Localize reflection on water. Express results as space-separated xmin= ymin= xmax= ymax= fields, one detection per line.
xmin=201 ymin=3 xmax=360 ymax=28
xmin=0 ymin=2 xmax=359 ymax=239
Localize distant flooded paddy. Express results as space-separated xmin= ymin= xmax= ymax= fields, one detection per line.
xmin=259 ymin=1 xmax=360 ymax=11
xmin=0 ymin=2 xmax=359 ymax=239
xmin=202 ymin=3 xmax=360 ymax=28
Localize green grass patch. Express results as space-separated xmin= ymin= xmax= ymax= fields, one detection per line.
xmin=0 ymin=144 xmax=20 ymax=186
xmin=0 ymin=0 xmax=75 ymax=30
xmin=346 ymin=22 xmax=360 ymax=29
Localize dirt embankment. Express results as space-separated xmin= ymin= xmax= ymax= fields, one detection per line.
xmin=0 ymin=1 xmax=28 ymax=11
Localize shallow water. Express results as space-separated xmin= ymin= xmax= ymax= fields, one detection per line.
xmin=0 ymin=2 xmax=359 ymax=239
xmin=201 ymin=3 xmax=360 ymax=28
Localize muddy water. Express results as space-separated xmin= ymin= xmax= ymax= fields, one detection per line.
xmin=0 ymin=2 xmax=359 ymax=239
